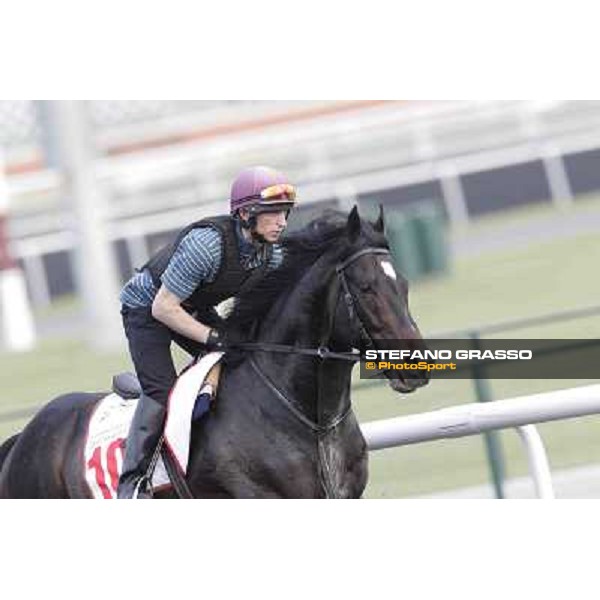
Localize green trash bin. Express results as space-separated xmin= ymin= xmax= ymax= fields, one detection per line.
xmin=384 ymin=208 xmax=425 ymax=282
xmin=357 ymin=198 xmax=449 ymax=280
xmin=410 ymin=201 xmax=449 ymax=276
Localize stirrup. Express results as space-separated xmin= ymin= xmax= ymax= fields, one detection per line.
xmin=126 ymin=435 xmax=164 ymax=499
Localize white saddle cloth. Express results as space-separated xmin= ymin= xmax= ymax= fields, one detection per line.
xmin=84 ymin=352 xmax=223 ymax=499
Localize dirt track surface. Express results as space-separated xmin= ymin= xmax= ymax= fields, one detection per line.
xmin=416 ymin=463 xmax=600 ymax=499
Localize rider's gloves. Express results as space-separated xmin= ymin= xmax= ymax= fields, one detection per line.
xmin=205 ymin=328 xmax=226 ymax=352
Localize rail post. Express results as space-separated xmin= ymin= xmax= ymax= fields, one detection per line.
xmin=469 ymin=331 xmax=506 ymax=499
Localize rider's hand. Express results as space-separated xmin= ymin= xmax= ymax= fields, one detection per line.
xmin=205 ymin=328 xmax=226 ymax=352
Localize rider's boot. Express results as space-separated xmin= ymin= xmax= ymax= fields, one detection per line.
xmin=117 ymin=393 xmax=165 ymax=499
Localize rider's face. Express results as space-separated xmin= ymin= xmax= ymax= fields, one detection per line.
xmin=253 ymin=210 xmax=288 ymax=242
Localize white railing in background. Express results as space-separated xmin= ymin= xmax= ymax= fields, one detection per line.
xmin=360 ymin=384 xmax=600 ymax=499
xmin=9 ymin=101 xmax=600 ymax=232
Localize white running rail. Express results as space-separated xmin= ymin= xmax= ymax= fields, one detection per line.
xmin=360 ymin=384 xmax=600 ymax=499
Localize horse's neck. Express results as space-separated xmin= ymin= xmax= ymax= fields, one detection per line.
xmin=254 ymin=268 xmax=353 ymax=424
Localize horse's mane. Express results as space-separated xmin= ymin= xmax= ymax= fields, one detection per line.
xmin=224 ymin=210 xmax=350 ymax=338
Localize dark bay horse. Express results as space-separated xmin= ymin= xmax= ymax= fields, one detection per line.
xmin=0 ymin=207 xmax=429 ymax=498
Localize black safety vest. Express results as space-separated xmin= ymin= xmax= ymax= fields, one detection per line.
xmin=142 ymin=215 xmax=273 ymax=317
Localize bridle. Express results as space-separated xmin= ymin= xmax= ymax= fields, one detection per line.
xmin=324 ymin=246 xmax=390 ymax=356
xmin=244 ymin=246 xmax=391 ymax=432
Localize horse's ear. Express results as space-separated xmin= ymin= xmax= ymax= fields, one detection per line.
xmin=373 ymin=204 xmax=384 ymax=233
xmin=347 ymin=205 xmax=362 ymax=242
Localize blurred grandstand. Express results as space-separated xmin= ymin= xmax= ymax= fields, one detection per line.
xmin=3 ymin=99 xmax=600 ymax=307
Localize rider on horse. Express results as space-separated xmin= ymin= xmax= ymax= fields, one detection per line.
xmin=117 ymin=166 xmax=297 ymax=499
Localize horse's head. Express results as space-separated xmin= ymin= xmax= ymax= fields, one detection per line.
xmin=330 ymin=206 xmax=429 ymax=394
xmin=225 ymin=205 xmax=430 ymax=394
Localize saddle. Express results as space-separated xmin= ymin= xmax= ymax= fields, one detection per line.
xmin=112 ymin=372 xmax=142 ymax=400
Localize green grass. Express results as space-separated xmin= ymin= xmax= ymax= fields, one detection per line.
xmin=410 ymin=232 xmax=600 ymax=336
xmin=0 ymin=339 xmax=131 ymax=440
xmin=35 ymin=294 xmax=80 ymax=319
xmin=3 ymin=202 xmax=600 ymax=496
xmin=0 ymin=338 xmax=194 ymax=441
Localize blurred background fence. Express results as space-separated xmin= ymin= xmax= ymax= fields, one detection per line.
xmin=4 ymin=100 xmax=600 ymax=305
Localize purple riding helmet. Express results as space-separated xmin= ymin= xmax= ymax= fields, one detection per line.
xmin=230 ymin=166 xmax=297 ymax=216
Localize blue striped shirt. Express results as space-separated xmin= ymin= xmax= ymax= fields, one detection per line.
xmin=120 ymin=222 xmax=283 ymax=308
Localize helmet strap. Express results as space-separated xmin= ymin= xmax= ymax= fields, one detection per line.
xmin=238 ymin=212 xmax=269 ymax=244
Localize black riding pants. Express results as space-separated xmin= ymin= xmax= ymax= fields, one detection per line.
xmin=120 ymin=305 xmax=204 ymax=407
